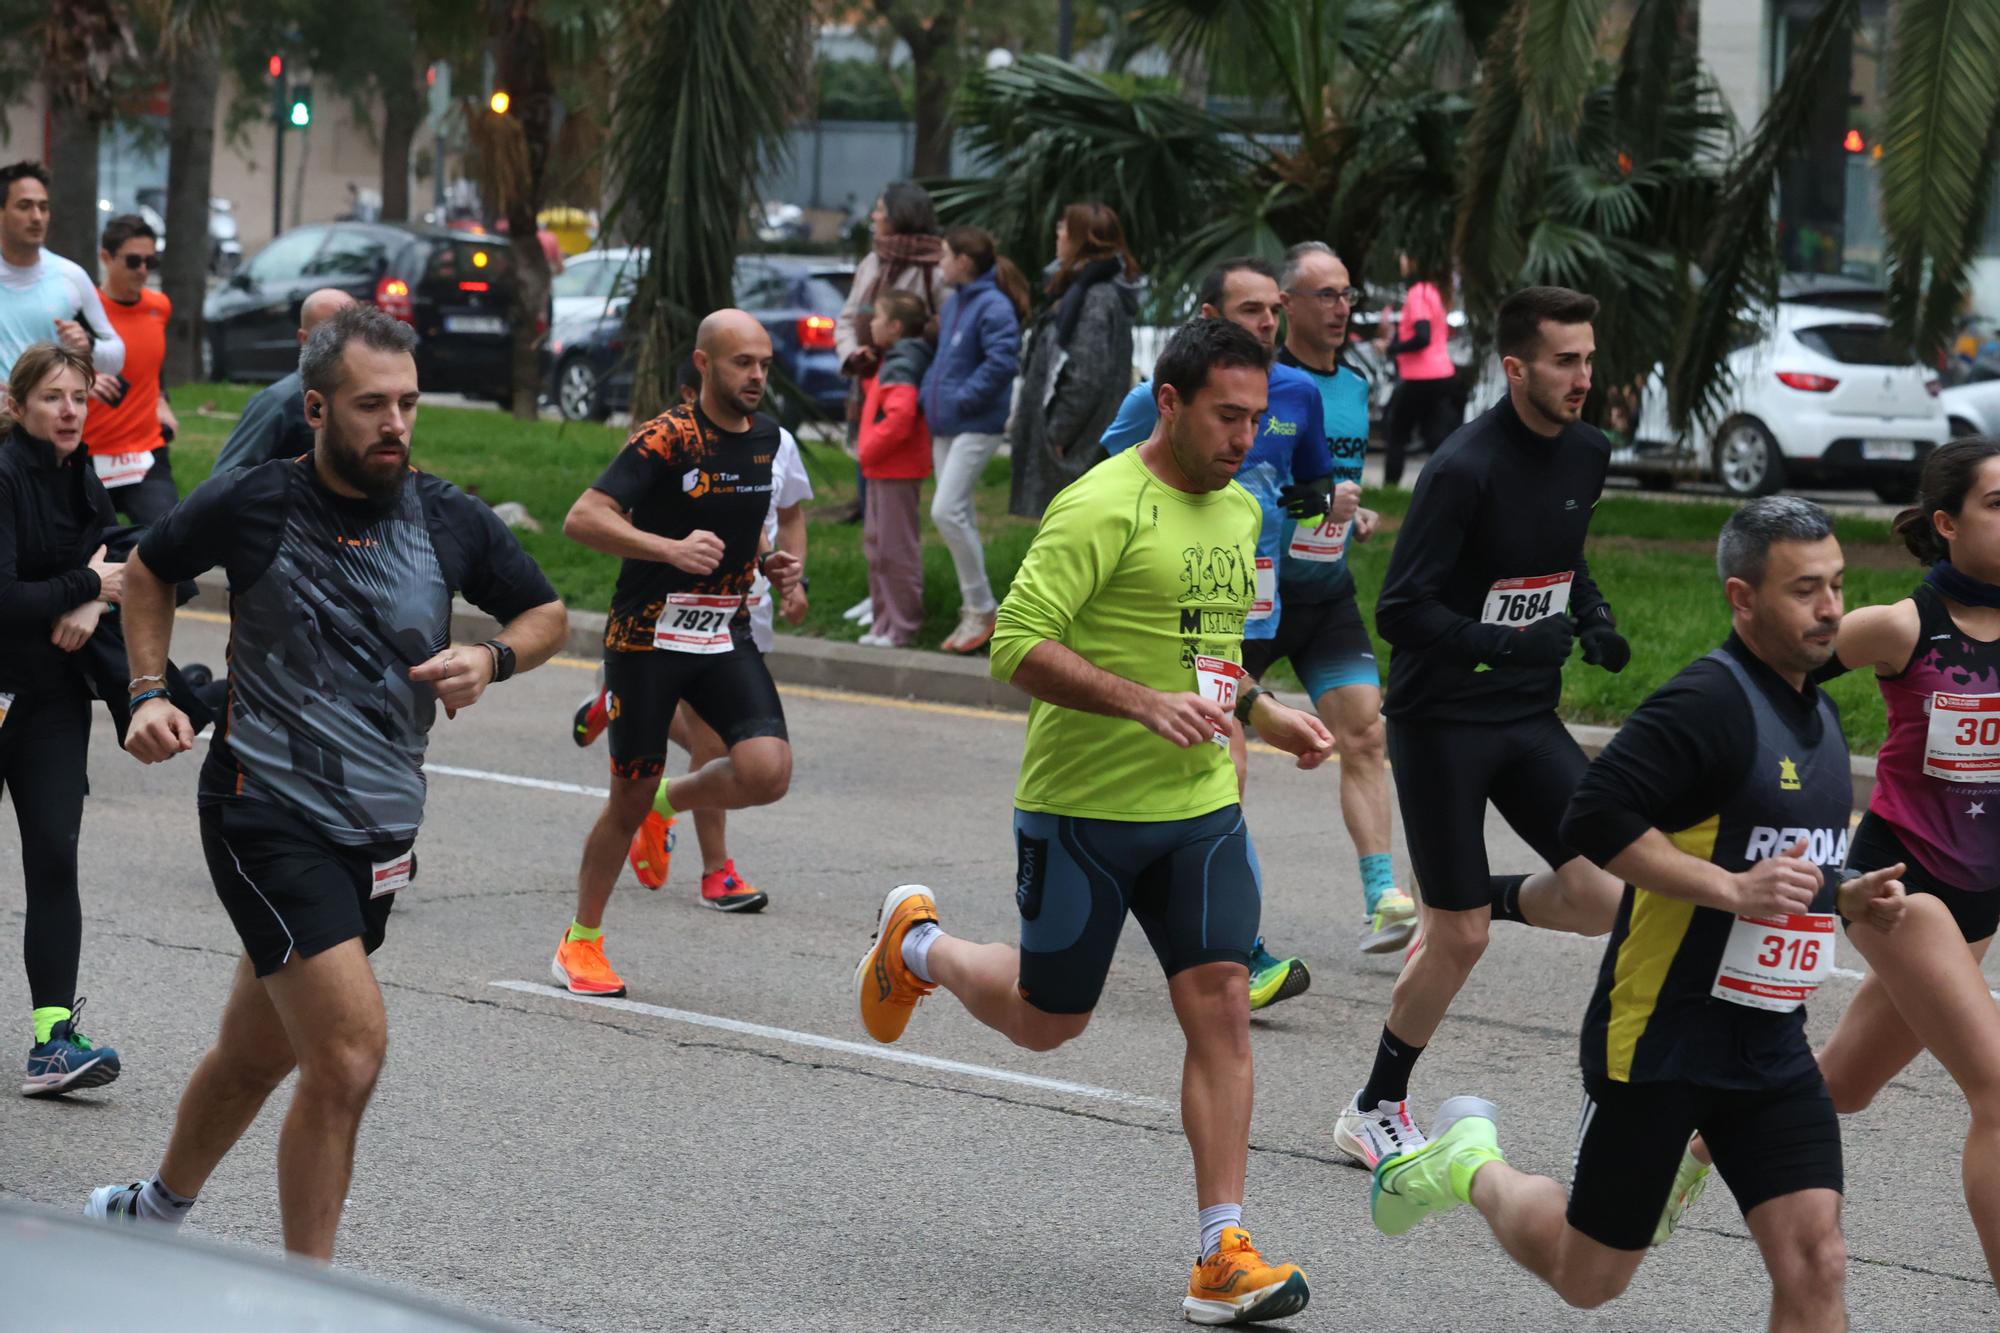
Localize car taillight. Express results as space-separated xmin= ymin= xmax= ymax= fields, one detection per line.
xmin=458 ymin=280 xmax=490 ymax=293
xmin=1926 ymin=377 xmax=1942 ymax=397
xmin=375 ymin=276 xmax=413 ymax=323
xmin=798 ymin=314 xmax=836 ymax=350
xmin=1776 ymin=371 xmax=1838 ymax=393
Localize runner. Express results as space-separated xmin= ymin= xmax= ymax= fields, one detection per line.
xmin=85 ymin=214 xmax=177 ymax=526
xmin=1099 ymin=257 xmax=1349 ymax=1009
xmin=1369 ymin=496 xmax=1906 ymax=1333
xmin=1337 ymin=286 xmax=1627 ymax=1169
xmin=3 ymin=342 xmax=127 ymax=1097
xmin=1271 ymin=240 xmax=1416 ymax=953
xmin=555 ymin=310 xmax=801 ymax=994
xmin=213 ymin=289 xmax=358 ymax=473
xmin=854 ymin=318 xmax=1333 ymax=1326
xmin=0 ymin=161 xmax=124 ymax=384
xmin=85 ymin=304 xmax=568 ymax=1258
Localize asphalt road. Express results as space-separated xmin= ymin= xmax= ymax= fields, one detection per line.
xmin=2 ymin=614 xmax=1993 ymax=1331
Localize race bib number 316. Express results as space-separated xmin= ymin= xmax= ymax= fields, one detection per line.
xmin=1481 ymin=572 xmax=1573 ymax=627
xmin=653 ymin=593 xmax=739 ymax=655
xmin=1711 ymin=912 xmax=1835 ymax=1012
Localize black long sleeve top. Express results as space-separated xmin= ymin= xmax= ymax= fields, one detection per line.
xmin=0 ymin=424 xmax=112 ymax=694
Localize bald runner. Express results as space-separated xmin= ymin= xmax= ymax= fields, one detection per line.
xmin=214 ymin=288 xmax=362 ymax=472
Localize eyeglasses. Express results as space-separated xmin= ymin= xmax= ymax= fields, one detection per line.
xmin=120 ymin=254 xmax=160 ymax=272
xmin=1290 ymin=286 xmax=1361 ymax=306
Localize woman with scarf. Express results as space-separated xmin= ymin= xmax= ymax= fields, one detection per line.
xmin=833 ymin=182 xmax=943 ymax=545
xmin=1009 ymin=202 xmax=1142 ymax=519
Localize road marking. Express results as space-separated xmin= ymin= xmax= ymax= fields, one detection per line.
xmin=491 ymin=980 xmax=1170 ymax=1111
xmin=428 ymin=763 xmax=609 ymax=798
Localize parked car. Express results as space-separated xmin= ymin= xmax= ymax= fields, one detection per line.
xmin=543 ymin=254 xmax=853 ymax=424
xmin=549 ymin=246 xmax=644 ymax=327
xmin=204 ymin=222 xmax=525 ymax=403
xmin=134 ymin=187 xmax=242 ymax=279
xmin=1943 ymin=369 xmax=2000 ymax=438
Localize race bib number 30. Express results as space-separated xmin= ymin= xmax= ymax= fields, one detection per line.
xmin=1711 ymin=912 xmax=1835 ymax=1012
xmin=653 ymin=593 xmax=739 ymax=654
xmin=1193 ymin=655 xmax=1247 ymax=749
xmin=1481 ymin=571 xmax=1573 ymax=627
xmin=1923 ymin=693 xmax=2000 ymax=783
xmin=1287 ymin=515 xmax=1350 ymax=564
xmin=1248 ymin=557 xmax=1275 ymax=622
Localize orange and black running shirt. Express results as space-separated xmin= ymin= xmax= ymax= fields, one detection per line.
xmin=593 ymin=402 xmax=778 ymax=652
xmin=85 ymin=286 xmax=169 ymax=456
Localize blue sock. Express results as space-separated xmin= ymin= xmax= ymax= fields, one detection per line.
xmin=1360 ymin=854 xmax=1395 ymax=915
xmin=1199 ymin=1202 xmax=1243 ymax=1260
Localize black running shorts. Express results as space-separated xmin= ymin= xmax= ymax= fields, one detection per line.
xmin=1566 ymin=1071 xmax=1843 ymax=1251
xmin=1386 ymin=711 xmax=1589 ymax=911
xmin=200 ymin=797 xmax=414 ymax=977
xmin=1240 ymin=593 xmax=1381 ymax=701
xmin=603 ymin=626 xmax=788 ymax=782
xmin=1849 ymin=811 xmax=2000 ymax=944
xmin=1012 ymin=805 xmax=1261 ymax=1015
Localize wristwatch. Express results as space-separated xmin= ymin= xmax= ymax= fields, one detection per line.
xmin=480 ymin=639 xmax=516 ymax=682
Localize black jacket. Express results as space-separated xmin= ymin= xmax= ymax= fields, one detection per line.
xmin=0 ymin=424 xmax=113 ymax=694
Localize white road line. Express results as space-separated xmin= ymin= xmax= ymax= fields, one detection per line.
xmin=426 ymin=763 xmax=609 ymax=798
xmin=491 ymin=980 xmax=1170 ymax=1111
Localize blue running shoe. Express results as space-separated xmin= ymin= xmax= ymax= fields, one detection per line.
xmin=24 ymin=998 xmax=120 ymax=1098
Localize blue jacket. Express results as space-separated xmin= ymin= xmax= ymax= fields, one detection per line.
xmin=920 ymin=270 xmax=1020 ymax=437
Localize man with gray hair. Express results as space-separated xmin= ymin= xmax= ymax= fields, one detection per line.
xmin=213 ymin=287 xmax=358 ymax=472
xmin=85 ymin=302 xmax=570 ymax=1259
xmin=1369 ymin=494 xmax=1907 ymax=1333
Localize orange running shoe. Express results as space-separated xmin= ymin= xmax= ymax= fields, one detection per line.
xmin=1183 ymin=1227 xmax=1310 ymax=1326
xmin=629 ymin=812 xmax=676 ymax=890
xmin=699 ymin=860 xmax=768 ymax=913
xmin=854 ymin=884 xmax=938 ymax=1044
xmin=551 ymin=933 xmax=626 ymax=997
xmin=571 ymin=689 xmax=610 ymax=748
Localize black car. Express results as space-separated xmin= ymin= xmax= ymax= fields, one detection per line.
xmin=204 ymin=223 xmax=524 ymax=402
xmin=543 ymin=254 xmax=853 ymax=423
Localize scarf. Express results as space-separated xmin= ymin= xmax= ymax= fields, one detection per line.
xmin=851 ymin=232 xmax=943 ymax=351
xmin=1926 ymin=560 xmax=2000 ymax=610
xmin=1053 ymin=257 xmax=1122 ymax=348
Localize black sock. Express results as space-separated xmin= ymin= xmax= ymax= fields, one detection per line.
xmin=1489 ymin=874 xmax=1531 ymax=925
xmin=1359 ymin=1025 xmax=1425 ymax=1109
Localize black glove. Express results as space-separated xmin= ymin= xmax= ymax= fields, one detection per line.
xmin=1277 ymin=481 xmax=1330 ymax=520
xmin=1576 ymin=606 xmax=1630 ymax=674
xmin=1475 ymin=614 xmax=1574 ymax=669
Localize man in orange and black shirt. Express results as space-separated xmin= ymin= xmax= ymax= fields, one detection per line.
xmin=85 ymin=214 xmax=177 ymax=526
xmin=552 ymin=308 xmax=801 ymax=996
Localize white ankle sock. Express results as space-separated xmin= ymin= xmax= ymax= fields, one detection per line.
xmin=901 ymin=922 xmax=942 ymax=983
xmin=1199 ymin=1202 xmax=1242 ymax=1259
xmin=136 ymin=1172 xmax=195 ymax=1224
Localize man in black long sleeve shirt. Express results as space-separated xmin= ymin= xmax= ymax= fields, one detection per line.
xmin=1367 ymin=497 xmax=1905 ymax=1332
xmin=1335 ymin=287 xmax=1633 ymax=1170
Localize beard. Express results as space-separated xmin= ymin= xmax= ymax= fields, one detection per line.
xmin=319 ymin=414 xmax=409 ymax=508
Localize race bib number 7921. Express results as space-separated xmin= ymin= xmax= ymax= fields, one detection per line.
xmin=652 ymin=593 xmax=740 ymax=655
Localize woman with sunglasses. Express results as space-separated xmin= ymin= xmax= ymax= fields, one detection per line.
xmin=85 ymin=214 xmax=178 ymax=527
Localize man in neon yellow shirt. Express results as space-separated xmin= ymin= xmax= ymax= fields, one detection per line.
xmin=853 ymin=318 xmax=1335 ymax=1326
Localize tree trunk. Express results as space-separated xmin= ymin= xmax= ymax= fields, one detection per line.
xmin=908 ymin=36 xmax=958 ymax=177
xmin=381 ymin=89 xmax=422 ymax=222
xmin=162 ymin=27 xmax=220 ymax=387
xmin=492 ymin=0 xmax=555 ymax=420
xmin=45 ymin=101 xmax=101 ymax=271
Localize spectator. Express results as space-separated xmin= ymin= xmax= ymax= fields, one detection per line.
xmin=833 ymin=181 xmax=942 ymax=537
xmin=1009 ymin=202 xmax=1141 ymax=519
xmin=86 ymin=214 xmax=178 ymax=527
xmin=857 ymin=290 xmax=934 ymax=649
xmin=922 ymin=226 xmax=1027 ymax=654
xmin=1376 ymin=251 xmax=1457 ymax=488
xmin=212 ymin=288 xmax=356 ymax=473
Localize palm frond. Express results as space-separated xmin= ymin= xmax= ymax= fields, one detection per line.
xmin=1879 ymin=0 xmax=2000 ymax=360
xmin=1513 ymin=0 xmax=1612 ymax=132
xmin=1454 ymin=0 xmax=1537 ymax=318
xmin=1612 ymin=0 xmax=1695 ymax=162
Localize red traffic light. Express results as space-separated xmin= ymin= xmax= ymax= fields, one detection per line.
xmin=268 ymin=54 xmax=283 ymax=78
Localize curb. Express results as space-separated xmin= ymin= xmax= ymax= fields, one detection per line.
xmin=185 ymin=575 xmax=1878 ymax=805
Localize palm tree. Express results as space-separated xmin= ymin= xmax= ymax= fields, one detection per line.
xmin=606 ymin=0 xmax=812 ymax=420
xmin=154 ymin=0 xmax=225 ymax=386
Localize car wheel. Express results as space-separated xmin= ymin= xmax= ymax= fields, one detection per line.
xmin=556 ymin=355 xmax=603 ymax=422
xmin=1950 ymin=416 xmax=1980 ymax=439
xmin=1713 ymin=417 xmax=1784 ymax=498
xmin=1873 ymin=478 xmax=1919 ymax=505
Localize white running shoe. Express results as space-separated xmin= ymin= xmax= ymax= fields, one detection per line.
xmin=1334 ymin=1090 xmax=1428 ymax=1169
xmin=1359 ymin=888 xmax=1418 ymax=955
xmin=841 ymin=597 xmax=873 ymax=624
xmin=85 ymin=1182 xmax=144 ymax=1222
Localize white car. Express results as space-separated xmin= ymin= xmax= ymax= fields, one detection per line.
xmin=549 ymin=246 xmax=647 ymax=327
xmin=1942 ymin=374 xmax=2000 ymax=439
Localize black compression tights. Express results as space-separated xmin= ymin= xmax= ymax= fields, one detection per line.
xmin=3 ymin=689 xmax=90 ymax=1014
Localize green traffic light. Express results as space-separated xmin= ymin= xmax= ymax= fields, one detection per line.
xmin=289 ymin=101 xmax=310 ymax=127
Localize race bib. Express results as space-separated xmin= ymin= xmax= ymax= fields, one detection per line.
xmin=0 ymin=691 xmax=12 ymax=728
xmin=1710 ymin=912 xmax=1836 ymax=1012
xmin=745 ymin=572 xmax=770 ymax=613
xmin=92 ymin=449 xmax=155 ymax=489
xmin=1247 ymin=557 xmax=1275 ymax=622
xmin=1481 ymin=572 xmax=1573 ymax=627
xmin=1193 ymin=654 xmax=1247 ymax=749
xmin=370 ymin=850 xmax=415 ymax=899
xmin=652 ymin=593 xmax=740 ymax=655
xmin=1287 ymin=514 xmax=1351 ymax=564
xmin=1922 ymin=693 xmax=2000 ymax=783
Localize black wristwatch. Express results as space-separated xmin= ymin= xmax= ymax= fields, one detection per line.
xmin=480 ymin=639 xmax=516 ymax=683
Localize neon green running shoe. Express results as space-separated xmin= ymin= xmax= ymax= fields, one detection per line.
xmin=1370 ymin=1096 xmax=1504 ymax=1237
xmin=1360 ymin=888 xmax=1418 ymax=955
xmin=1651 ymin=1139 xmax=1711 ymax=1245
xmin=1247 ymin=938 xmax=1311 ymax=1011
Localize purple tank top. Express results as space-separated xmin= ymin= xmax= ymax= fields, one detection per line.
xmin=1872 ymin=583 xmax=2000 ymax=889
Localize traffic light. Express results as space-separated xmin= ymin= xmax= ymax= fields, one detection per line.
xmin=267 ymin=54 xmax=283 ymax=78
xmin=289 ymin=85 xmax=313 ymax=128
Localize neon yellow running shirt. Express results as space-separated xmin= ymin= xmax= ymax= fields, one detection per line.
xmin=991 ymin=448 xmax=1261 ymax=821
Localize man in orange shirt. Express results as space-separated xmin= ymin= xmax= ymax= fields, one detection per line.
xmin=86 ymin=214 xmax=177 ymax=526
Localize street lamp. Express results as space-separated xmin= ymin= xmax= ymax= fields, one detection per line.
xmin=489 ymin=90 xmax=511 ymax=115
